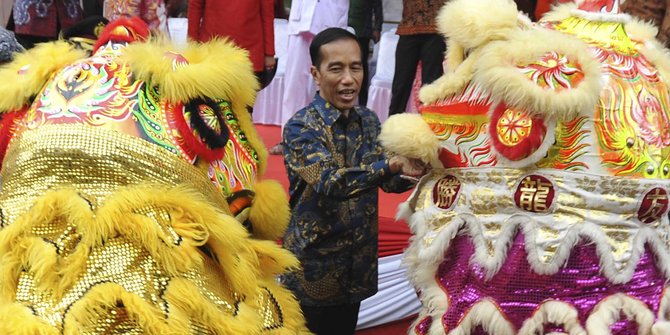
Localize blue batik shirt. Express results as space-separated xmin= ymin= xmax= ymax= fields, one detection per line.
xmin=281 ymin=94 xmax=412 ymax=306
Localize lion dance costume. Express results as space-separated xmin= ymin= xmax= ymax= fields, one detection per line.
xmin=380 ymin=0 xmax=670 ymax=334
xmin=0 ymin=18 xmax=308 ymax=334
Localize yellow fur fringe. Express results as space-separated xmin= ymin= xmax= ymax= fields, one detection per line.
xmin=122 ymin=38 xmax=258 ymax=108
xmin=249 ymin=179 xmax=290 ymax=241
xmin=436 ymin=0 xmax=520 ymax=51
xmin=123 ymin=38 xmax=269 ymax=174
xmin=0 ymin=303 xmax=59 ymax=335
xmin=259 ymin=279 xmax=311 ymax=335
xmin=63 ymin=283 xmax=178 ymax=335
xmin=625 ymin=16 xmax=659 ymax=41
xmin=625 ymin=18 xmax=670 ymax=86
xmin=539 ymin=3 xmax=576 ymax=23
xmin=0 ymin=41 xmax=86 ymax=113
xmin=0 ymin=185 xmax=268 ymax=301
xmin=419 ymin=48 xmax=480 ymax=104
xmin=379 ymin=114 xmax=442 ymax=167
xmin=165 ymin=278 xmax=258 ymax=334
xmin=474 ymin=28 xmax=603 ymax=120
xmin=0 ymin=184 xmax=306 ymax=334
xmin=444 ymin=39 xmax=465 ymax=73
xmin=249 ymin=239 xmax=300 ymax=278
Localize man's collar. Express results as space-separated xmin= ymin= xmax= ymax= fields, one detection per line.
xmin=313 ymin=93 xmax=359 ymax=126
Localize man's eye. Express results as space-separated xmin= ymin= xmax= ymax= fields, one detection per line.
xmin=330 ymin=68 xmax=342 ymax=73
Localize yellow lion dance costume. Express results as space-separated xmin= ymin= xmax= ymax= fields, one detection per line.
xmin=0 ymin=18 xmax=308 ymax=334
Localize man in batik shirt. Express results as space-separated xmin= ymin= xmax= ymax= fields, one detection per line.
xmin=282 ymin=27 xmax=424 ymax=335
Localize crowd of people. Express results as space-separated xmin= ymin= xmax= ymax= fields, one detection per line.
xmin=1 ymin=1 xmax=670 ymax=335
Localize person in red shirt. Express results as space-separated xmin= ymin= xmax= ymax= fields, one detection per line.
xmin=188 ymin=0 xmax=277 ymax=89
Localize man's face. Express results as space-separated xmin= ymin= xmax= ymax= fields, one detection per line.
xmin=311 ymin=38 xmax=363 ymax=112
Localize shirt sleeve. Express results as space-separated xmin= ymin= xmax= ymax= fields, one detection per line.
xmin=187 ymin=0 xmax=204 ymax=41
xmin=283 ymin=116 xmax=394 ymax=199
xmin=261 ymin=0 xmax=276 ymax=56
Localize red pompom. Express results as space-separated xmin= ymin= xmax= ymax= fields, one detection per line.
xmin=93 ymin=17 xmax=151 ymax=53
xmin=489 ymin=103 xmax=547 ymax=162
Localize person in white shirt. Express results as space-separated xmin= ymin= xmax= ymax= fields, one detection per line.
xmin=269 ymin=0 xmax=349 ymax=155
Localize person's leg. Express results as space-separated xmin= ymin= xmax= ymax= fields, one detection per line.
xmin=301 ymin=302 xmax=361 ymax=335
xmin=388 ymin=34 xmax=421 ymax=115
xmin=357 ymin=37 xmax=370 ymax=106
xmin=418 ymin=33 xmax=447 ymax=86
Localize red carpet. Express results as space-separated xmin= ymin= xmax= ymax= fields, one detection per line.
xmin=254 ymin=125 xmax=415 ymax=334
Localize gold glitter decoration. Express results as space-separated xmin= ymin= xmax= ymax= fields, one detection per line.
xmin=537 ymin=226 xmax=561 ymax=263
xmin=257 ymin=287 xmax=284 ymax=330
xmin=31 ymin=215 xmax=81 ymax=257
xmin=15 ymin=238 xmax=170 ymax=329
xmin=410 ymin=168 xmax=670 ymax=271
xmin=482 ymin=222 xmax=502 ymax=256
xmin=189 ymin=321 xmax=213 ymax=335
xmin=470 ymin=189 xmax=500 ymax=215
xmin=133 ymin=206 xmax=181 ymax=246
xmin=602 ymin=224 xmax=633 ymax=271
xmin=554 ymin=16 xmax=638 ymax=56
xmin=183 ymin=254 xmax=240 ymax=316
xmin=0 ymin=125 xmax=229 ymax=224
xmin=80 ymin=305 xmax=144 ymax=335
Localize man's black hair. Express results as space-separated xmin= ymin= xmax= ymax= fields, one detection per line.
xmin=309 ymin=27 xmax=360 ymax=68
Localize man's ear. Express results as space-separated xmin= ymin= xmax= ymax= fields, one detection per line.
xmin=310 ymin=65 xmax=320 ymax=85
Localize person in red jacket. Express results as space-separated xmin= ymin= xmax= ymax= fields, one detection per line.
xmin=188 ymin=0 xmax=277 ymax=89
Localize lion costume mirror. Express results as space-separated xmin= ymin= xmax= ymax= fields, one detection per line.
xmin=380 ymin=0 xmax=670 ymax=334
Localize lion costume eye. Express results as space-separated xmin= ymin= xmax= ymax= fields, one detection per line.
xmin=173 ymin=97 xmax=230 ymax=162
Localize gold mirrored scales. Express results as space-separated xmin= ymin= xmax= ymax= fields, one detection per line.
xmin=0 ymin=125 xmax=289 ymax=333
xmin=0 ymin=124 xmax=229 ymax=224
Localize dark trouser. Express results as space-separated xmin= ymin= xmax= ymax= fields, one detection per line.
xmin=388 ymin=33 xmax=446 ymax=115
xmin=357 ymin=37 xmax=371 ymax=106
xmin=247 ymin=69 xmax=276 ymax=114
xmin=14 ymin=34 xmax=53 ymax=49
xmin=301 ymin=302 xmax=361 ymax=335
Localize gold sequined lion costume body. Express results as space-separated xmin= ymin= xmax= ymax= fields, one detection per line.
xmin=0 ymin=18 xmax=308 ymax=334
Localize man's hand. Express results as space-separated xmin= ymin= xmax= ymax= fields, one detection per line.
xmin=265 ymin=56 xmax=277 ymax=71
xmin=389 ymin=156 xmax=428 ymax=177
xmin=372 ymin=31 xmax=381 ymax=44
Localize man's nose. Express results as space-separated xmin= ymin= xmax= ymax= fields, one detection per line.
xmin=341 ymin=69 xmax=354 ymax=84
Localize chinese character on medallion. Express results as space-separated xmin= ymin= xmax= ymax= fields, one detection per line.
xmin=514 ymin=175 xmax=556 ymax=213
xmin=638 ymin=188 xmax=669 ymax=224
xmin=432 ymin=175 xmax=462 ymax=210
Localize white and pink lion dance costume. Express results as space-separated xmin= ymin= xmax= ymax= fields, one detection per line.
xmin=380 ymin=0 xmax=670 ymax=334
